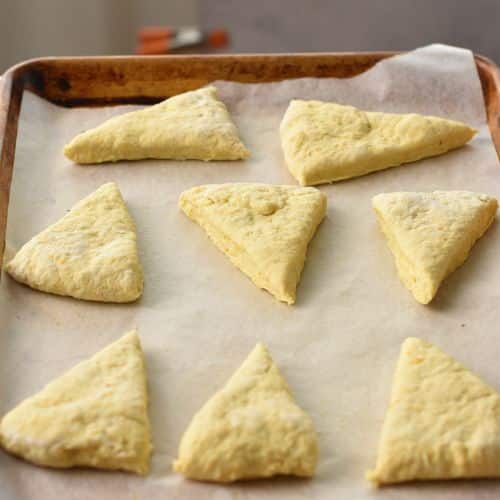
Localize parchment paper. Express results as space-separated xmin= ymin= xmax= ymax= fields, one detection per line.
xmin=1 ymin=44 xmax=500 ymax=499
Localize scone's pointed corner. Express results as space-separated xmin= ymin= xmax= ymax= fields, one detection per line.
xmin=3 ymin=256 xmax=14 ymax=276
xmin=240 ymin=145 xmax=251 ymax=160
xmin=126 ymin=276 xmax=144 ymax=303
xmin=413 ymin=290 xmax=434 ymax=305
xmin=453 ymin=122 xmax=476 ymax=149
xmin=490 ymin=196 xmax=499 ymax=213
xmin=100 ymin=180 xmax=120 ymax=192
xmin=63 ymin=143 xmax=72 ymax=160
xmin=135 ymin=463 xmax=149 ymax=476
xmin=131 ymin=449 xmax=151 ymax=476
xmin=63 ymin=138 xmax=85 ymax=164
xmin=3 ymin=253 xmax=20 ymax=283
xmin=288 ymin=167 xmax=317 ymax=187
xmin=280 ymin=290 xmax=297 ymax=306
xmin=365 ymin=469 xmax=381 ymax=486
xmin=196 ymin=85 xmax=249 ymax=161
xmin=228 ymin=131 xmax=250 ymax=161
xmin=121 ymin=328 xmax=140 ymax=344
xmin=319 ymin=190 xmax=328 ymax=208
xmin=203 ymin=85 xmax=217 ymax=94
xmin=296 ymin=175 xmax=308 ymax=187
xmin=172 ymin=458 xmax=182 ymax=475
xmin=249 ymin=342 xmax=270 ymax=359
xmin=371 ymin=193 xmax=383 ymax=206
xmin=178 ymin=187 xmax=195 ymax=213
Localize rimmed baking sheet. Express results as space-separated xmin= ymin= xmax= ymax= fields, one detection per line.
xmin=1 ymin=44 xmax=499 ymax=499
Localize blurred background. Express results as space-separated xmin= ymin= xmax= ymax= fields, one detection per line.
xmin=1 ymin=0 xmax=499 ymax=72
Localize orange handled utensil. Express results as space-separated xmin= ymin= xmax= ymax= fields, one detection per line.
xmin=136 ymin=27 xmax=229 ymax=54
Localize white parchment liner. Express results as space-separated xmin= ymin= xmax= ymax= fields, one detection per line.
xmin=0 ymin=44 xmax=499 ymax=499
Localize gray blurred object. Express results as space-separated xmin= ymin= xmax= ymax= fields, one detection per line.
xmin=0 ymin=0 xmax=199 ymax=71
xmin=200 ymin=0 xmax=499 ymax=62
xmin=0 ymin=0 xmax=498 ymax=72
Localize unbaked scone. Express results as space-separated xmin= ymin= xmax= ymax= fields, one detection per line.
xmin=280 ymin=100 xmax=476 ymax=185
xmin=373 ymin=191 xmax=497 ymax=304
xmin=0 ymin=330 xmax=152 ymax=475
xmin=64 ymin=86 xmax=249 ymax=163
xmin=179 ymin=183 xmax=327 ymax=304
xmin=367 ymin=337 xmax=500 ymax=485
xmin=173 ymin=343 xmax=318 ymax=482
xmin=5 ymin=182 xmax=144 ymax=302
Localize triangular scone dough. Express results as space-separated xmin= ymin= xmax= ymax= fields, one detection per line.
xmin=179 ymin=183 xmax=327 ymax=304
xmin=280 ymin=100 xmax=476 ymax=185
xmin=367 ymin=337 xmax=500 ymax=485
xmin=373 ymin=191 xmax=497 ymax=304
xmin=0 ymin=330 xmax=152 ymax=475
xmin=5 ymin=182 xmax=144 ymax=302
xmin=173 ymin=343 xmax=318 ymax=482
xmin=64 ymin=86 xmax=249 ymax=164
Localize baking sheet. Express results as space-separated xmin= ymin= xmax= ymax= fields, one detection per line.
xmin=1 ymin=44 xmax=500 ymax=499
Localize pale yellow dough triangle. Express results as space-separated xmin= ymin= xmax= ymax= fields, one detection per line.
xmin=373 ymin=191 xmax=497 ymax=304
xmin=173 ymin=343 xmax=318 ymax=482
xmin=5 ymin=182 xmax=144 ymax=302
xmin=0 ymin=330 xmax=152 ymax=475
xmin=179 ymin=183 xmax=327 ymax=304
xmin=280 ymin=100 xmax=476 ymax=185
xmin=367 ymin=337 xmax=500 ymax=485
xmin=64 ymin=86 xmax=249 ymax=164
